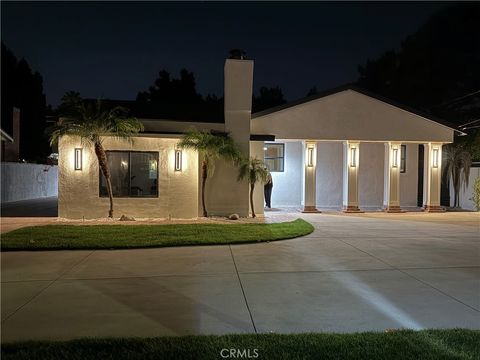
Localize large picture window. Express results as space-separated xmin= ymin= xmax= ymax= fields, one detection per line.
xmin=400 ymin=145 xmax=407 ymax=173
xmin=100 ymin=151 xmax=158 ymax=197
xmin=264 ymin=143 xmax=284 ymax=172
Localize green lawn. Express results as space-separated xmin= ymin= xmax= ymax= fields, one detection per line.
xmin=0 ymin=219 xmax=313 ymax=250
xmin=2 ymin=330 xmax=479 ymax=360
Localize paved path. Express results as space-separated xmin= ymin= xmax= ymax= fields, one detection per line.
xmin=1 ymin=212 xmax=479 ymax=341
xmin=1 ymin=197 xmax=58 ymax=218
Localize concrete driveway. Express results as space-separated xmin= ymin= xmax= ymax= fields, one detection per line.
xmin=1 ymin=212 xmax=479 ymax=342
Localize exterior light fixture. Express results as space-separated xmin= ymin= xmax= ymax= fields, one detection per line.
xmin=263 ymin=146 xmax=268 ymax=151
xmin=174 ymin=149 xmax=182 ymax=171
xmin=74 ymin=148 xmax=82 ymax=170
xmin=392 ymin=148 xmax=399 ymax=168
xmin=307 ymin=146 xmax=314 ymax=167
xmin=432 ymin=148 xmax=439 ymax=168
xmin=350 ymin=147 xmax=357 ymax=167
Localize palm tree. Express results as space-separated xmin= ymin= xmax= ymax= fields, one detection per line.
xmin=49 ymin=94 xmax=144 ymax=218
xmin=178 ymin=130 xmax=241 ymax=217
xmin=443 ymin=144 xmax=472 ymax=208
xmin=238 ymin=157 xmax=269 ymax=218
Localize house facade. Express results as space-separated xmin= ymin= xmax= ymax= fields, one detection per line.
xmin=58 ymin=57 xmax=458 ymax=219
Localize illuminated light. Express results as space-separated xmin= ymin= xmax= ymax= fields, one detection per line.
xmin=175 ymin=149 xmax=182 ymax=171
xmin=432 ymin=148 xmax=439 ymax=168
xmin=392 ymin=148 xmax=399 ymax=168
xmin=350 ymin=147 xmax=357 ymax=167
xmin=74 ymin=148 xmax=82 ymax=170
xmin=307 ymin=146 xmax=314 ymax=167
xmin=263 ymin=147 xmax=268 ymax=151
xmin=121 ymin=160 xmax=128 ymax=169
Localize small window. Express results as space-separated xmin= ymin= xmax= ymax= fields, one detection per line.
xmin=264 ymin=143 xmax=284 ymax=172
xmin=100 ymin=151 xmax=158 ymax=197
xmin=400 ymin=145 xmax=407 ymax=173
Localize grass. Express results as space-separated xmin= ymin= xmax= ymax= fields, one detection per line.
xmin=0 ymin=219 xmax=313 ymax=250
xmin=1 ymin=330 xmax=479 ymax=360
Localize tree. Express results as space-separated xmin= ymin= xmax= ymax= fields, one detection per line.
xmin=237 ymin=157 xmax=269 ymax=218
xmin=443 ymin=144 xmax=472 ymax=208
xmin=306 ymin=86 xmax=319 ymax=97
xmin=49 ymin=93 xmax=144 ymax=218
xmin=252 ymin=86 xmax=286 ymax=113
xmin=1 ymin=43 xmax=49 ymax=162
xmin=178 ymin=130 xmax=241 ymax=217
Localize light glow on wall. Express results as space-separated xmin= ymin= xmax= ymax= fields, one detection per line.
xmin=432 ymin=148 xmax=439 ymax=168
xmin=350 ymin=147 xmax=357 ymax=167
xmin=175 ymin=149 xmax=182 ymax=171
xmin=74 ymin=148 xmax=82 ymax=170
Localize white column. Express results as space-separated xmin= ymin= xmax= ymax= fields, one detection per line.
xmin=383 ymin=142 xmax=404 ymax=212
xmin=423 ymin=143 xmax=445 ymax=212
xmin=342 ymin=141 xmax=362 ymax=212
xmin=302 ymin=140 xmax=319 ymax=212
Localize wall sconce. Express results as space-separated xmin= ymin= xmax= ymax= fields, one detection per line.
xmin=350 ymin=147 xmax=357 ymax=167
xmin=392 ymin=148 xmax=398 ymax=168
xmin=307 ymin=146 xmax=314 ymax=167
xmin=432 ymin=148 xmax=439 ymax=168
xmin=74 ymin=148 xmax=82 ymax=170
xmin=174 ymin=149 xmax=182 ymax=171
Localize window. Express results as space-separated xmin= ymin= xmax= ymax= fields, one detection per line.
xmin=100 ymin=151 xmax=158 ymax=197
xmin=264 ymin=143 xmax=284 ymax=172
xmin=400 ymin=145 xmax=407 ymax=173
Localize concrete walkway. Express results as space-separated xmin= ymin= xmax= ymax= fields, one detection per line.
xmin=1 ymin=196 xmax=58 ymax=218
xmin=1 ymin=212 xmax=479 ymax=342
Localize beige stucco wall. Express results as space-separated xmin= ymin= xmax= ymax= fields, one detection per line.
xmin=58 ymin=135 xmax=198 ymax=219
xmin=252 ymin=90 xmax=454 ymax=143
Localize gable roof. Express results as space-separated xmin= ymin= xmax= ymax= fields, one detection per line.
xmin=252 ymin=84 xmax=462 ymax=134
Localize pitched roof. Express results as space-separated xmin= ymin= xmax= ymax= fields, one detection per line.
xmin=252 ymin=84 xmax=463 ymax=133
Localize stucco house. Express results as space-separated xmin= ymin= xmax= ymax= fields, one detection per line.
xmin=58 ymin=56 xmax=461 ymax=219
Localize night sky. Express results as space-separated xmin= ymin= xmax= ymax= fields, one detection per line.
xmin=2 ymin=1 xmax=451 ymax=107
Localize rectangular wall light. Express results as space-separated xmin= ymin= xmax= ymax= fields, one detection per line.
xmin=307 ymin=147 xmax=314 ymax=167
xmin=74 ymin=148 xmax=82 ymax=170
xmin=350 ymin=147 xmax=357 ymax=167
xmin=432 ymin=148 xmax=439 ymax=168
xmin=174 ymin=149 xmax=182 ymax=171
xmin=392 ymin=148 xmax=398 ymax=168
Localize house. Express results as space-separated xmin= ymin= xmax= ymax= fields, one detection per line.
xmin=58 ymin=56 xmax=461 ymax=219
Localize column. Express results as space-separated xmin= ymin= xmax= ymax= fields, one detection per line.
xmin=302 ymin=141 xmax=320 ymax=212
xmin=342 ymin=141 xmax=362 ymax=212
xmin=423 ymin=143 xmax=445 ymax=212
xmin=383 ymin=142 xmax=404 ymax=212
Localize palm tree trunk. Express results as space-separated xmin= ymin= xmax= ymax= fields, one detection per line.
xmin=250 ymin=182 xmax=256 ymax=218
xmin=201 ymin=160 xmax=208 ymax=217
xmin=95 ymin=142 xmax=114 ymax=218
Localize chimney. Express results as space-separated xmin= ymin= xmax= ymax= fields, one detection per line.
xmin=224 ymin=51 xmax=254 ymax=154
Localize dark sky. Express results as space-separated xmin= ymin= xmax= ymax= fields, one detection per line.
xmin=2 ymin=1 xmax=450 ymax=106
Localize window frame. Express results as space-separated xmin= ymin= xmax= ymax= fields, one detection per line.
xmin=99 ymin=150 xmax=159 ymax=198
xmin=400 ymin=145 xmax=407 ymax=173
xmin=264 ymin=143 xmax=285 ymax=173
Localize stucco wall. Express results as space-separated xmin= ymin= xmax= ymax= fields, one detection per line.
xmin=270 ymin=141 xmax=303 ymax=207
xmin=270 ymin=141 xmax=419 ymax=209
xmin=58 ymin=136 xmax=198 ymax=219
xmin=1 ymin=163 xmax=58 ymax=203
xmin=449 ymin=167 xmax=480 ymax=211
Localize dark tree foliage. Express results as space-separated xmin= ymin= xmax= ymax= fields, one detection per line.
xmin=136 ymin=69 xmax=223 ymax=122
xmin=356 ymin=3 xmax=480 ymax=158
xmin=1 ymin=43 xmax=49 ymax=162
xmin=252 ymin=86 xmax=287 ymax=113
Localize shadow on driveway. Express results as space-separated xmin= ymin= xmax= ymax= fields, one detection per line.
xmin=1 ymin=196 xmax=58 ymax=217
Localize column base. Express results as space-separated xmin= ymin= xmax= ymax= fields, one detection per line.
xmin=302 ymin=206 xmax=321 ymax=213
xmin=342 ymin=205 xmax=364 ymax=213
xmin=383 ymin=205 xmax=406 ymax=213
xmin=423 ymin=205 xmax=446 ymax=213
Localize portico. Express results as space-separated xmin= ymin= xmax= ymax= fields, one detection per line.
xmin=252 ymin=86 xmax=459 ymax=213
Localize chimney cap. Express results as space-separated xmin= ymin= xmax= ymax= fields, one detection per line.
xmin=228 ymin=49 xmax=247 ymax=60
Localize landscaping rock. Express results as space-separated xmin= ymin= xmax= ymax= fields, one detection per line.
xmin=119 ymin=215 xmax=136 ymax=221
xmin=228 ymin=213 xmax=239 ymax=220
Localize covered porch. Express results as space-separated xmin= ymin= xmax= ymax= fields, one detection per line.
xmin=252 ymin=86 xmax=459 ymax=214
